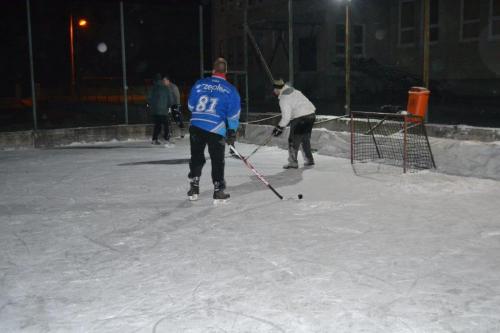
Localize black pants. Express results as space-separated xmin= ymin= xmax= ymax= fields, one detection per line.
xmin=188 ymin=126 xmax=225 ymax=183
xmin=288 ymin=114 xmax=316 ymax=163
xmin=171 ymin=105 xmax=185 ymax=129
xmin=152 ymin=115 xmax=170 ymax=141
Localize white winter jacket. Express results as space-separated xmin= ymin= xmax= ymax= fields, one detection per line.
xmin=278 ymin=85 xmax=316 ymax=128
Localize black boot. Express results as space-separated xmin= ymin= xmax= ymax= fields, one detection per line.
xmin=283 ymin=146 xmax=299 ymax=169
xmin=187 ymin=177 xmax=200 ymax=201
xmin=213 ymin=181 xmax=230 ymax=201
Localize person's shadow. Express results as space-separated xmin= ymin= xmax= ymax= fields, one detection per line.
xmin=226 ymin=167 xmax=307 ymax=197
xmin=175 ymin=167 xmax=308 ymax=211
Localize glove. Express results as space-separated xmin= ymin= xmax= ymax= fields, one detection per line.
xmin=226 ymin=129 xmax=236 ymax=146
xmin=272 ymin=126 xmax=284 ymax=137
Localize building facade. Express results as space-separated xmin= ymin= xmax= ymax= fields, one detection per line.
xmin=212 ymin=0 xmax=500 ymax=120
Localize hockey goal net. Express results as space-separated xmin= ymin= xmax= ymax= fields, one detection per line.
xmin=350 ymin=111 xmax=436 ymax=172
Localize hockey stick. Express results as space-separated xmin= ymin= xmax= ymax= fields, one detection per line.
xmin=244 ymin=133 xmax=274 ymax=161
xmin=229 ymin=145 xmax=284 ymax=200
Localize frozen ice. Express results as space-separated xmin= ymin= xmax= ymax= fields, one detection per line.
xmin=1 ymin=139 xmax=500 ymax=332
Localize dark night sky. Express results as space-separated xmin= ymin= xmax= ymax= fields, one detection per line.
xmin=0 ymin=0 xmax=210 ymax=96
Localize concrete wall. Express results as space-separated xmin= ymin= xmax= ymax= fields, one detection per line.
xmin=0 ymin=124 xmax=184 ymax=150
xmin=0 ymin=131 xmax=34 ymax=150
xmin=0 ymin=117 xmax=498 ymax=151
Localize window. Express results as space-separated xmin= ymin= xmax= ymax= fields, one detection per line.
xmin=491 ymin=0 xmax=500 ymax=38
xmin=353 ymin=25 xmax=365 ymax=55
xmin=430 ymin=0 xmax=439 ymax=42
xmin=299 ymin=37 xmax=317 ymax=71
xmin=335 ymin=24 xmax=365 ymax=57
xmin=461 ymin=0 xmax=481 ymax=40
xmin=400 ymin=0 xmax=417 ymax=45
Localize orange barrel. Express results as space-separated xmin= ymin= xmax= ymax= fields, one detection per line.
xmin=407 ymin=87 xmax=430 ymax=119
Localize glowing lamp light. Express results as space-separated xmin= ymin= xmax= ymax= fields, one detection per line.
xmin=78 ymin=19 xmax=88 ymax=27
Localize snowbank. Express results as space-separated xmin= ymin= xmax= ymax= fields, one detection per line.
xmin=242 ymin=124 xmax=500 ymax=180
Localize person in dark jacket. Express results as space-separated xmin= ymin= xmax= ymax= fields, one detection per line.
xmin=165 ymin=77 xmax=185 ymax=138
xmin=148 ymin=74 xmax=173 ymax=144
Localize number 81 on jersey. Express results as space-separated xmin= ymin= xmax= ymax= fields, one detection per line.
xmin=196 ymin=95 xmax=219 ymax=114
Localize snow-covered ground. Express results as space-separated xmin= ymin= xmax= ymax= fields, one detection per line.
xmin=1 ymin=139 xmax=500 ymax=332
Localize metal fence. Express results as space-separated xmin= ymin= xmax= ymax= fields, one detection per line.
xmin=2 ymin=0 xmax=500 ymax=133
xmin=1 ymin=0 xmax=205 ymax=132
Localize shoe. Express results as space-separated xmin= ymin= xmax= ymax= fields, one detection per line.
xmin=283 ymin=162 xmax=299 ymax=169
xmin=152 ymin=140 xmax=161 ymax=145
xmin=213 ymin=181 xmax=230 ymax=201
xmin=304 ymin=161 xmax=315 ymax=167
xmin=187 ymin=177 xmax=200 ymax=201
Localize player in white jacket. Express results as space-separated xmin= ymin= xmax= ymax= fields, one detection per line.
xmin=272 ymin=79 xmax=316 ymax=169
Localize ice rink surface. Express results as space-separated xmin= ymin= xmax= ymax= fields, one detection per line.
xmin=1 ymin=139 xmax=500 ymax=332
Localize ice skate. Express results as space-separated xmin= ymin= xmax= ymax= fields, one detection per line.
xmin=213 ymin=181 xmax=230 ymax=204
xmin=303 ymin=160 xmax=315 ymax=167
xmin=283 ymin=161 xmax=299 ymax=169
xmin=187 ymin=177 xmax=200 ymax=201
xmin=283 ymin=146 xmax=299 ymax=169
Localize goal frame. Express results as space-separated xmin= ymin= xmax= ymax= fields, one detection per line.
xmin=350 ymin=111 xmax=436 ymax=173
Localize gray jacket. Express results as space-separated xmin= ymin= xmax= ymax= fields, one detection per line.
xmin=169 ymin=83 xmax=181 ymax=105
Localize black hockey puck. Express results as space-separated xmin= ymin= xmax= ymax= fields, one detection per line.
xmin=298 ymin=194 xmax=303 ymax=199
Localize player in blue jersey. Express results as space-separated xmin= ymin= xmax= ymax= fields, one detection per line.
xmin=187 ymin=58 xmax=241 ymax=201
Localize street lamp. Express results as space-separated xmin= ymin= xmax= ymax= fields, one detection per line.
xmin=77 ymin=19 xmax=88 ymax=27
xmin=70 ymin=15 xmax=88 ymax=96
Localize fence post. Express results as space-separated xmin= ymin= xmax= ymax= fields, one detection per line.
xmin=26 ymin=0 xmax=38 ymax=131
xmin=403 ymin=116 xmax=408 ymax=173
xmin=120 ymin=1 xmax=129 ymax=124
xmin=345 ymin=0 xmax=351 ymax=116
xmin=288 ymin=0 xmax=294 ymax=86
xmin=244 ymin=0 xmax=250 ymax=122
xmin=199 ymin=5 xmax=204 ymax=79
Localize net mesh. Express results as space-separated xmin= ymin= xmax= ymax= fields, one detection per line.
xmin=351 ymin=112 xmax=436 ymax=172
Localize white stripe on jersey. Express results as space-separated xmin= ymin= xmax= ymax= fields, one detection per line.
xmin=192 ymin=112 xmax=220 ymax=117
xmin=210 ymin=122 xmax=226 ymax=133
xmin=190 ymin=118 xmax=218 ymax=124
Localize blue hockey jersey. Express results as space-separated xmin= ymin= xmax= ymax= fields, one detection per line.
xmin=187 ymin=76 xmax=241 ymax=137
